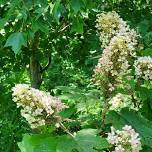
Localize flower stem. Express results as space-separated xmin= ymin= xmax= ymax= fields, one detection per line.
xmin=101 ymin=97 xmax=109 ymax=131
xmin=59 ymin=122 xmax=75 ymax=138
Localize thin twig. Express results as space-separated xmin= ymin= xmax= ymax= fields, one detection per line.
xmin=58 ymin=24 xmax=70 ymax=33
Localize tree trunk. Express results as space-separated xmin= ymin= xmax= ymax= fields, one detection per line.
xmin=29 ymin=33 xmax=42 ymax=89
xmin=30 ymin=55 xmax=42 ymax=89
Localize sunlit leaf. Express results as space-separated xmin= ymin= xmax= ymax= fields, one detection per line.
xmin=4 ymin=32 xmax=27 ymax=54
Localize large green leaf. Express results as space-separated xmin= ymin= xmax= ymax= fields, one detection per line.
xmin=57 ymin=129 xmax=110 ymax=152
xmin=4 ymin=32 xmax=27 ymax=54
xmin=75 ymin=129 xmax=110 ymax=152
xmin=18 ymin=134 xmax=58 ymax=152
xmin=56 ymin=135 xmax=76 ymax=152
xmin=106 ymin=108 xmax=152 ymax=148
xmin=19 ymin=130 xmax=109 ymax=152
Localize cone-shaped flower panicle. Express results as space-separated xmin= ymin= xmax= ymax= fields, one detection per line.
xmin=12 ymin=84 xmax=67 ymax=128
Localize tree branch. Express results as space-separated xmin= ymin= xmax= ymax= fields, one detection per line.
xmin=58 ymin=24 xmax=70 ymax=33
xmin=40 ymin=57 xmax=51 ymax=73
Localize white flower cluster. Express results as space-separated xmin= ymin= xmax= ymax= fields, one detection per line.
xmin=12 ymin=84 xmax=67 ymax=128
xmin=107 ymin=125 xmax=142 ymax=152
xmin=134 ymin=56 xmax=152 ymax=83
xmin=109 ymin=93 xmax=133 ymax=111
xmin=93 ymin=11 xmax=138 ymax=92
xmin=96 ymin=11 xmax=137 ymax=48
xmin=93 ymin=34 xmax=137 ymax=91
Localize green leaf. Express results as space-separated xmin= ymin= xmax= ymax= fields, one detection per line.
xmin=55 ymin=86 xmax=83 ymax=93
xmin=71 ymin=0 xmax=84 ymax=13
xmin=106 ymin=111 xmax=126 ymax=129
xmin=71 ymin=17 xmax=84 ymax=34
xmin=137 ymin=20 xmax=150 ymax=35
xmin=32 ymin=18 xmax=49 ymax=33
xmin=59 ymin=106 xmax=76 ymax=118
xmin=57 ymin=129 xmax=110 ymax=152
xmin=75 ymin=129 xmax=110 ymax=152
xmin=0 ymin=18 xmax=7 ymax=29
xmin=18 ymin=134 xmax=58 ymax=152
xmin=18 ymin=130 xmax=109 ymax=152
xmin=144 ymin=32 xmax=152 ymax=46
xmin=106 ymin=108 xmax=152 ymax=148
xmin=137 ymin=87 xmax=152 ymax=101
xmin=52 ymin=0 xmax=63 ymax=23
xmin=4 ymin=32 xmax=27 ymax=54
xmin=34 ymin=6 xmax=49 ymax=19
xmin=56 ymin=135 xmax=76 ymax=152
xmin=143 ymin=48 xmax=152 ymax=56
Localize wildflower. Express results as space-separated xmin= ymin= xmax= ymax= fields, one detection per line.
xmin=93 ymin=35 xmax=137 ymax=91
xmin=109 ymin=93 xmax=133 ymax=111
xmin=93 ymin=11 xmax=138 ymax=92
xmin=107 ymin=125 xmax=142 ymax=152
xmin=134 ymin=56 xmax=152 ymax=83
xmin=96 ymin=11 xmax=137 ymax=48
xmin=12 ymin=84 xmax=67 ymax=128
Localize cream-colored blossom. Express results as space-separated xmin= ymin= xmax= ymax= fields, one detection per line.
xmin=134 ymin=56 xmax=152 ymax=83
xmin=96 ymin=11 xmax=137 ymax=48
xmin=107 ymin=125 xmax=142 ymax=152
xmin=93 ymin=11 xmax=139 ymax=92
xmin=93 ymin=34 xmax=137 ymax=91
xmin=12 ymin=84 xmax=67 ymax=128
xmin=109 ymin=93 xmax=133 ymax=111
